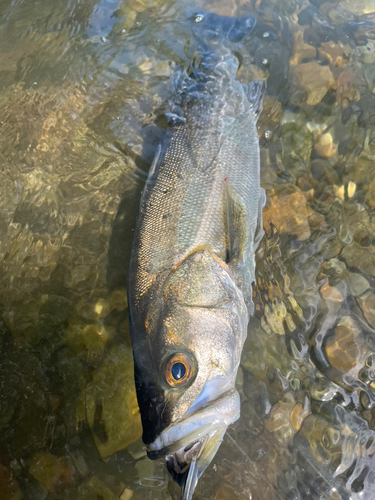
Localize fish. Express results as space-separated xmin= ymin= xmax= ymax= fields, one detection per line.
xmin=128 ymin=8 xmax=266 ymax=500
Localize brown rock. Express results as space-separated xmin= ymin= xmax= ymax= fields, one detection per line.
xmin=314 ymin=133 xmax=337 ymax=158
xmin=358 ymin=292 xmax=375 ymax=328
xmin=318 ymin=41 xmax=350 ymax=68
xmin=334 ymin=70 xmax=360 ymax=105
xmin=265 ymin=394 xmax=296 ymax=443
xmin=290 ymin=31 xmax=317 ymax=66
xmin=262 ymin=185 xmax=314 ymax=241
xmin=325 ymin=317 xmax=360 ymax=372
xmin=290 ymin=400 xmax=311 ymax=432
xmin=320 ymin=282 xmax=344 ymax=302
xmin=294 ymin=62 xmax=334 ymax=106
xmin=28 ymin=452 xmax=72 ymax=493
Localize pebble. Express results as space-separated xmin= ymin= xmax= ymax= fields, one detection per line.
xmin=314 ymin=132 xmax=337 ymax=158
xmin=120 ymin=489 xmax=134 ymax=500
xmin=347 ymin=181 xmax=356 ymax=198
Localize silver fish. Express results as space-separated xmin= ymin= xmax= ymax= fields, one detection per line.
xmin=128 ymin=9 xmax=266 ymax=500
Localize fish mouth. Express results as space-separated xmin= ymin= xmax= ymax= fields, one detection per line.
xmin=147 ymin=390 xmax=240 ymax=500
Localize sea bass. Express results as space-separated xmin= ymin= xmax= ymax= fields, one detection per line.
xmin=128 ymin=9 xmax=265 ymax=500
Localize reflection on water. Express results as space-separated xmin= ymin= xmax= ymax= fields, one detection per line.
xmin=1 ymin=0 xmax=375 ymax=498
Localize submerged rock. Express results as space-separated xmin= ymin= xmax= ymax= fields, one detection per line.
xmin=341 ymin=243 xmax=375 ymax=276
xmin=324 ymin=317 xmax=361 ymax=373
xmin=341 ymin=1 xmax=375 ymax=16
xmin=0 ymin=464 xmax=21 ymax=500
xmin=64 ymin=319 xmax=116 ymax=363
xmin=294 ymin=61 xmax=334 ymax=106
xmin=28 ymin=452 xmax=73 ymax=494
xmin=357 ymin=291 xmax=375 ymax=328
xmin=262 ymin=184 xmax=322 ymax=241
xmin=77 ymin=477 xmax=120 ymax=500
xmin=290 ymin=31 xmax=317 ymax=66
xmin=80 ymin=344 xmax=142 ymax=458
xmin=318 ymin=40 xmax=350 ymax=69
xmin=313 ymin=132 xmax=337 ymax=158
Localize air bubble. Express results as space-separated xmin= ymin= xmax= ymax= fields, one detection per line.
xmin=265 ymin=130 xmax=272 ymax=139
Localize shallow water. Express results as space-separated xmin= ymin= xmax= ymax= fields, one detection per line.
xmin=1 ymin=0 xmax=375 ymax=499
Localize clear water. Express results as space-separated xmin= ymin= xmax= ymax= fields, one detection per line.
xmin=1 ymin=0 xmax=375 ymax=499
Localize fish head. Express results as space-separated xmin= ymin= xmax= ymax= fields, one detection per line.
xmin=131 ymin=250 xmax=248 ymax=499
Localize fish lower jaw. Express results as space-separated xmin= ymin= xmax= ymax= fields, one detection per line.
xmin=146 ymin=388 xmax=240 ymax=460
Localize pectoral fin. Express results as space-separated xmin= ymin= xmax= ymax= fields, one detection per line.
xmin=224 ymin=182 xmax=248 ymax=264
xmin=254 ymin=187 xmax=266 ymax=252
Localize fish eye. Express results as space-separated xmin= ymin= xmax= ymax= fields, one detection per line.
xmin=194 ymin=13 xmax=204 ymax=23
xmin=165 ymin=353 xmax=194 ymax=387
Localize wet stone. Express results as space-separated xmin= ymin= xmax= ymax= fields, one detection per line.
xmin=126 ymin=438 xmax=147 ymax=460
xmin=120 ymin=489 xmax=134 ymax=500
xmin=290 ymin=31 xmax=317 ymax=66
xmin=64 ymin=319 xmax=116 ymax=362
xmin=294 ymin=61 xmax=334 ymax=106
xmin=290 ymin=400 xmax=311 ymax=432
xmin=313 ymin=132 xmax=337 ymax=158
xmin=347 ymin=273 xmax=370 ymax=296
xmin=341 ymin=243 xmax=375 ymax=276
xmin=297 ymin=414 xmax=342 ymax=469
xmin=357 ymin=291 xmax=375 ymax=328
xmin=262 ymin=184 xmax=316 ymax=241
xmin=134 ymin=458 xmax=168 ymax=489
xmin=324 ymin=317 xmax=361 ymax=373
xmin=27 ymin=452 xmax=73 ymax=494
xmin=76 ymin=297 xmax=112 ymax=322
xmin=265 ymin=394 xmax=296 ymax=444
xmin=81 ymin=344 xmax=142 ymax=458
xmin=2 ymin=294 xmax=70 ymax=349
xmin=0 ymin=464 xmax=21 ymax=500
xmin=320 ymin=281 xmax=344 ymax=303
xmin=310 ymin=158 xmax=339 ymax=186
xmin=318 ymin=40 xmax=350 ymax=69
xmin=77 ymin=477 xmax=120 ymax=500
xmin=341 ymin=0 xmax=375 ymax=16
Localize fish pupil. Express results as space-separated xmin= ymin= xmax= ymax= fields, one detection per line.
xmin=171 ymin=362 xmax=186 ymax=381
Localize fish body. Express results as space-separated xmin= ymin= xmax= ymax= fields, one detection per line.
xmin=128 ymin=10 xmax=265 ymax=499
